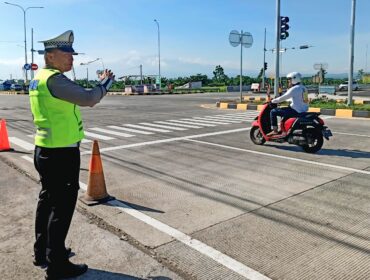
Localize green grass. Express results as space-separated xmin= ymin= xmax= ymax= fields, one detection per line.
xmin=309 ymin=98 xmax=370 ymax=111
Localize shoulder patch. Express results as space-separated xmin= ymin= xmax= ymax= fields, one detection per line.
xmin=29 ymin=80 xmax=39 ymax=90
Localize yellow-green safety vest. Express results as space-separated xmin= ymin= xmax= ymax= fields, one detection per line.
xmin=29 ymin=68 xmax=84 ymax=148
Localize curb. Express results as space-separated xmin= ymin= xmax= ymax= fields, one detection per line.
xmin=0 ymin=91 xmax=23 ymax=95
xmin=216 ymin=102 xmax=370 ymax=118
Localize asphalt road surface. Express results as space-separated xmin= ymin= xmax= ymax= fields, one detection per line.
xmin=1 ymin=92 xmax=369 ymax=280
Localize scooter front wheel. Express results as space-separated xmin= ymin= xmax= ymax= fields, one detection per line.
xmin=250 ymin=126 xmax=266 ymax=145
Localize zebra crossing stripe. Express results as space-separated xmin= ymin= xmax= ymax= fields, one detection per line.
xmin=90 ymin=127 xmax=134 ymax=138
xmin=166 ymin=119 xmax=215 ymax=127
xmin=107 ymin=125 xmax=154 ymax=135
xmin=155 ymin=121 xmax=203 ymax=129
xmin=124 ymin=124 xmax=171 ymax=132
xmin=193 ymin=117 xmax=240 ymax=123
xmin=9 ymin=137 xmax=34 ymax=151
xmin=202 ymin=116 xmax=251 ymax=122
xmin=181 ymin=118 xmax=230 ymax=125
xmin=84 ymin=131 xmax=116 ymax=140
xmin=139 ymin=122 xmax=187 ymax=131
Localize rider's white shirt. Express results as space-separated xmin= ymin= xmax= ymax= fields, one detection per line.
xmin=271 ymin=84 xmax=309 ymax=113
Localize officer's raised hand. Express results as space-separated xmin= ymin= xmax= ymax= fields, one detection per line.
xmin=99 ymin=69 xmax=115 ymax=91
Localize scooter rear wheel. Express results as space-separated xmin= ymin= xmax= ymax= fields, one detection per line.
xmin=250 ymin=126 xmax=266 ymax=145
xmin=301 ymin=128 xmax=323 ymax=153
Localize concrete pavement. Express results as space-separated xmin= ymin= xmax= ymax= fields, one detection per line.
xmin=0 ymin=158 xmax=183 ymax=280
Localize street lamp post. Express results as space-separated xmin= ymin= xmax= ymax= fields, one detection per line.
xmin=80 ymin=58 xmax=100 ymax=88
xmin=4 ymin=2 xmax=44 ymax=83
xmin=154 ymin=19 xmax=161 ymax=91
xmin=347 ymin=0 xmax=357 ymax=106
xmin=97 ymin=57 xmax=105 ymax=70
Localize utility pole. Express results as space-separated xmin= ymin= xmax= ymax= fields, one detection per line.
xmin=140 ymin=64 xmax=143 ymax=85
xmin=262 ymin=28 xmax=267 ymax=90
xmin=31 ymin=28 xmax=34 ymax=79
xmin=154 ymin=19 xmax=161 ymax=91
xmin=347 ymin=0 xmax=356 ymax=106
xmin=240 ymin=30 xmax=243 ymax=101
xmin=366 ymin=44 xmax=368 ymax=74
xmin=274 ymin=0 xmax=281 ymax=98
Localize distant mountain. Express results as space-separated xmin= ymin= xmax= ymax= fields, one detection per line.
xmin=323 ymin=73 xmax=347 ymax=79
xmin=302 ymin=73 xmax=348 ymax=79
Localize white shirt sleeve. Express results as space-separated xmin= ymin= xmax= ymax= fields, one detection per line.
xmin=271 ymin=88 xmax=294 ymax=103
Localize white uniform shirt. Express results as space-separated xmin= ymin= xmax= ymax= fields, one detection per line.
xmin=271 ymin=84 xmax=309 ymax=113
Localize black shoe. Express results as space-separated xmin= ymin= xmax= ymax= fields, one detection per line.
xmin=45 ymin=261 xmax=88 ymax=280
xmin=33 ymin=248 xmax=73 ymax=267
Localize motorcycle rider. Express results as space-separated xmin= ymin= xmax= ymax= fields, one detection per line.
xmin=267 ymin=72 xmax=309 ymax=136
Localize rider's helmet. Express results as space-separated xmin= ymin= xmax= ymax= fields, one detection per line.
xmin=286 ymin=72 xmax=302 ymax=85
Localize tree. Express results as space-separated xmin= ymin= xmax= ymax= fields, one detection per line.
xmin=357 ymin=69 xmax=364 ymax=81
xmin=212 ymin=65 xmax=228 ymax=84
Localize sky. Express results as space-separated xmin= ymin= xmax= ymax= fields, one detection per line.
xmin=0 ymin=0 xmax=369 ymax=81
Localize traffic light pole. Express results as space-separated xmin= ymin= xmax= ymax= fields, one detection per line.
xmin=262 ymin=28 xmax=266 ymax=90
xmin=240 ymin=30 xmax=243 ymax=103
xmin=274 ymin=0 xmax=281 ymax=98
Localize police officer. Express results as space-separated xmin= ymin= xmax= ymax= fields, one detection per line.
xmin=29 ymin=30 xmax=115 ymax=279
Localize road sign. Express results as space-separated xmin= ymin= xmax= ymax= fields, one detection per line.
xmin=229 ymin=30 xmax=253 ymax=48
xmin=23 ymin=63 xmax=31 ymax=70
xmin=31 ymin=64 xmax=38 ymax=70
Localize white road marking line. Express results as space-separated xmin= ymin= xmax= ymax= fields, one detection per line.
xmin=155 ymin=121 xmax=203 ymax=129
xmin=333 ymin=131 xmax=370 ymax=138
xmin=125 ymin=124 xmax=170 ymax=133
xmin=139 ymin=122 xmax=187 ymax=131
xmin=90 ymin=127 xmax=134 ymax=138
xmin=168 ymin=119 xmax=215 ymax=127
xmin=21 ymin=153 xmax=271 ymax=280
xmin=186 ymin=139 xmax=370 ymax=176
xmin=182 ymin=118 xmax=230 ymax=125
xmin=198 ymin=116 xmax=245 ymax=122
xmin=193 ymin=117 xmax=240 ymax=123
xmin=81 ymin=128 xmax=251 ymax=155
xmin=106 ymin=199 xmax=272 ymax=280
xmin=107 ymin=125 xmax=154 ymax=135
xmin=213 ymin=114 xmax=257 ymax=119
xmin=84 ymin=131 xmax=115 ymax=140
xmin=9 ymin=137 xmax=34 ymax=151
xmin=22 ymin=155 xmax=33 ymax=163
xmin=222 ymin=112 xmax=257 ymax=116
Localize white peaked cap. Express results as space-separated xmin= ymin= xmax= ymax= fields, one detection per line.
xmin=39 ymin=30 xmax=76 ymax=54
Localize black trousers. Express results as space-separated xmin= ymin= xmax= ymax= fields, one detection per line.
xmin=34 ymin=146 xmax=80 ymax=264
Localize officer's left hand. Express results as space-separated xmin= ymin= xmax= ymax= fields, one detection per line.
xmin=99 ymin=69 xmax=115 ymax=82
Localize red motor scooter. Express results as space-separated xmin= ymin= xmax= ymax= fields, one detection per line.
xmin=250 ymin=102 xmax=332 ymax=153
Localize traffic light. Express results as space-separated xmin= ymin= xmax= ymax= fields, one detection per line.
xmin=264 ymin=62 xmax=268 ymax=70
xmin=280 ymin=16 xmax=290 ymax=40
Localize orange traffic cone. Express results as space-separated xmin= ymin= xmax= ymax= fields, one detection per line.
xmin=80 ymin=140 xmax=114 ymax=206
xmin=0 ymin=119 xmax=13 ymax=152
